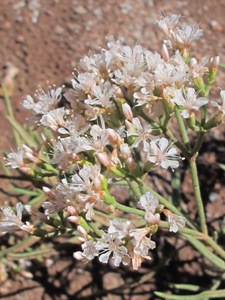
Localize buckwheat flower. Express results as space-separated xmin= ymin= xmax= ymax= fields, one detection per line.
xmin=70 ymin=72 xmax=99 ymax=102
xmin=96 ymin=233 xmax=129 ymax=267
xmin=139 ymin=192 xmax=161 ymax=224
xmin=164 ymin=209 xmax=185 ymax=233
xmin=6 ymin=147 xmax=24 ymax=169
xmin=175 ymin=24 xmax=203 ymax=49
xmin=85 ymin=81 xmax=114 ymax=108
xmin=172 ymin=87 xmax=209 ymax=118
xmin=105 ymin=37 xmax=124 ymax=68
xmin=6 ymin=147 xmax=31 ymax=173
xmin=80 ymin=53 xmax=108 ymax=77
xmin=40 ymin=107 xmax=68 ymax=131
xmin=0 ymin=203 xmax=24 ymax=234
xmin=108 ymin=219 xmax=135 ymax=239
xmin=129 ymin=227 xmax=156 ymax=270
xmin=127 ymin=117 xmax=154 ymax=148
xmin=212 ymin=90 xmax=225 ymax=121
xmin=156 ymin=13 xmax=181 ymax=36
xmin=42 ymin=198 xmax=70 ymax=216
xmin=51 ymin=137 xmax=78 ymax=170
xmin=74 ymin=239 xmax=99 ymax=261
xmin=23 ymin=86 xmax=63 ymax=116
xmin=22 ymin=145 xmax=40 ymax=164
xmin=89 ymin=124 xmax=110 ymax=153
xmin=144 ymin=137 xmax=180 ymax=170
xmin=154 ymin=62 xmax=186 ymax=87
xmin=190 ymin=57 xmax=209 ymax=78
xmin=113 ymin=45 xmax=146 ymax=87
xmin=144 ymin=50 xmax=163 ymax=72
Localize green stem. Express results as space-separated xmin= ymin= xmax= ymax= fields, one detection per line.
xmin=160 ymin=221 xmax=225 ymax=261
xmin=201 ymin=104 xmax=207 ymax=125
xmin=191 ymin=132 xmax=205 ymax=157
xmin=127 ymin=179 xmax=142 ymax=200
xmin=155 ymin=289 xmax=225 ymax=300
xmin=89 ymin=222 xmax=104 ymax=237
xmin=174 ymin=107 xmax=191 ymax=150
xmin=163 ymin=127 xmax=191 ymax=158
xmin=139 ymin=181 xmax=197 ymax=230
xmin=189 ymin=158 xmax=208 ymax=234
xmin=139 ymin=110 xmax=161 ymax=129
xmin=114 ymin=202 xmax=145 ymax=217
xmin=183 ymin=233 xmax=225 ymax=271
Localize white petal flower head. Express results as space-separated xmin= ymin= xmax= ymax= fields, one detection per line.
xmin=6 ymin=147 xmax=24 ymax=169
xmin=0 ymin=203 xmax=24 ymax=234
xmin=168 ymin=212 xmax=186 ymax=233
xmin=96 ymin=233 xmax=129 ymax=267
xmin=139 ymin=192 xmax=161 ymax=224
xmin=144 ymin=137 xmax=180 ymax=170
xmin=139 ymin=192 xmax=159 ymax=213
xmin=108 ymin=219 xmax=135 ymax=239
xmin=175 ymin=24 xmax=203 ymax=48
xmin=172 ymin=88 xmax=208 ymax=118
xmin=212 ymin=90 xmax=225 ymax=119
xmin=156 ymin=13 xmax=181 ymax=36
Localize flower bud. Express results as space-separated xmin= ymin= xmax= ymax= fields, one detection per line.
xmin=122 ymin=103 xmax=133 ymax=121
xmin=162 ymin=43 xmax=169 ymax=62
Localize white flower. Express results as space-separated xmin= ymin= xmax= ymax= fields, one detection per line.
xmin=74 ymin=239 xmax=99 ymax=261
xmin=96 ymin=233 xmax=129 ymax=267
xmin=0 ymin=203 xmax=23 ymax=234
xmin=6 ymin=147 xmax=31 ymax=173
xmin=85 ymin=81 xmax=114 ymax=108
xmin=175 ymin=24 xmax=203 ymax=48
xmin=126 ymin=117 xmax=154 ymax=148
xmin=212 ymin=90 xmax=225 ymax=120
xmin=6 ymin=147 xmax=24 ymax=169
xmin=167 ymin=212 xmax=186 ymax=233
xmin=129 ymin=227 xmax=156 ymax=270
xmin=23 ymin=86 xmax=63 ymax=116
xmin=139 ymin=192 xmax=161 ymax=224
xmin=156 ymin=13 xmax=181 ymax=36
xmin=190 ymin=57 xmax=209 ymax=78
xmin=108 ymin=219 xmax=135 ymax=239
xmin=40 ymin=107 xmax=68 ymax=131
xmin=144 ymin=137 xmax=179 ymax=170
xmin=172 ymin=88 xmax=208 ymax=118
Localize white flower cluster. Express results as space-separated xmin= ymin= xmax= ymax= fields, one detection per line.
xmin=2 ymin=14 xmax=224 ymax=270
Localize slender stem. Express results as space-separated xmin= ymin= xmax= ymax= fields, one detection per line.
xmin=155 ymin=289 xmax=225 ymax=300
xmin=114 ymin=202 xmax=145 ymax=217
xmin=163 ymin=127 xmax=191 ymax=157
xmin=174 ymin=107 xmax=191 ymax=150
xmin=189 ymin=157 xmax=208 ymax=234
xmin=139 ymin=180 xmax=197 ymax=230
xmin=191 ymin=132 xmax=205 ymax=157
xmin=127 ymin=179 xmax=142 ymax=200
xmin=139 ymin=110 xmax=161 ymax=129
xmin=160 ymin=221 xmax=225 ymax=261
xmin=183 ymin=233 xmax=225 ymax=271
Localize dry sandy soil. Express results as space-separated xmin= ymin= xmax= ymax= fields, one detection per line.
xmin=0 ymin=0 xmax=225 ymax=299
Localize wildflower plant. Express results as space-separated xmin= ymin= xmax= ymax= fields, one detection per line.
xmin=1 ymin=13 xmax=225 ymax=298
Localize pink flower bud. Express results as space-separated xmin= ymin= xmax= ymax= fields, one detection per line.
xmin=68 ymin=215 xmax=80 ymax=224
xmin=122 ymin=103 xmax=133 ymax=121
xmin=66 ymin=205 xmax=77 ymax=216
xmin=96 ymin=152 xmax=111 ymax=167
xmin=210 ymin=56 xmax=220 ymax=69
xmin=107 ymin=128 xmax=120 ymax=144
xmin=162 ymin=43 xmax=170 ymax=61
